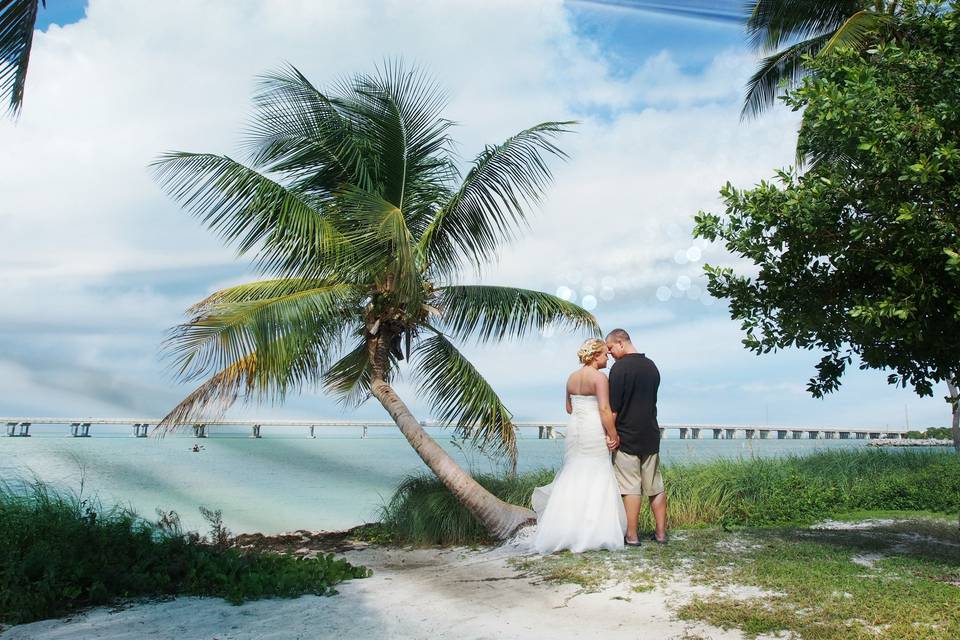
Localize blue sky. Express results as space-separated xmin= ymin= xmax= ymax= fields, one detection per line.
xmin=0 ymin=1 xmax=950 ymax=431
xmin=33 ymin=0 xmax=87 ymax=30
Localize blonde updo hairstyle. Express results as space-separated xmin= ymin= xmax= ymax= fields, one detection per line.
xmin=577 ymin=338 xmax=606 ymax=365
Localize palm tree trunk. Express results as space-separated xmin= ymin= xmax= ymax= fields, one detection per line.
xmin=369 ymin=377 xmax=536 ymax=539
xmin=947 ymin=378 xmax=960 ymax=455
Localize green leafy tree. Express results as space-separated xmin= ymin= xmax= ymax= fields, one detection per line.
xmin=695 ymin=8 xmax=960 ymax=452
xmin=152 ymin=63 xmax=598 ymax=538
xmin=741 ymin=0 xmax=919 ymax=119
xmin=0 ymin=0 xmax=44 ymax=117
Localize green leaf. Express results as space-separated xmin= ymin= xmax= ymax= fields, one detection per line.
xmin=151 ymin=153 xmax=348 ymax=279
xmin=413 ymin=329 xmax=516 ymax=460
xmin=0 ymin=0 xmax=42 ymax=117
xmin=434 ymin=285 xmax=599 ymax=343
xmin=419 ymin=122 xmax=573 ymax=276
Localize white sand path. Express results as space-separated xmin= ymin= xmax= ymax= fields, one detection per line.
xmin=0 ymin=544 xmax=752 ymax=640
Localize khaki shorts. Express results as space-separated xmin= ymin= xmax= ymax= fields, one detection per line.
xmin=612 ymin=451 xmax=664 ymax=497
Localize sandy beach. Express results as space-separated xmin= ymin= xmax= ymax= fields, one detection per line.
xmin=1 ymin=540 xmax=757 ymax=640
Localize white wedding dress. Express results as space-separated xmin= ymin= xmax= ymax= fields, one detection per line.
xmin=531 ymin=395 xmax=627 ymax=553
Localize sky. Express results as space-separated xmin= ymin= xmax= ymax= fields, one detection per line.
xmin=0 ymin=0 xmax=950 ymax=430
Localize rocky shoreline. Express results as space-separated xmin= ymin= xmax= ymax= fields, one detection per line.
xmin=867 ymin=438 xmax=953 ymax=447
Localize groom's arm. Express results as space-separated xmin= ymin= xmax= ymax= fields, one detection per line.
xmin=595 ymin=374 xmax=620 ymax=451
xmin=608 ymin=366 xmax=624 ymax=415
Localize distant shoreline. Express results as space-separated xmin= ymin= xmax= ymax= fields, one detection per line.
xmin=867 ymin=438 xmax=954 ymax=447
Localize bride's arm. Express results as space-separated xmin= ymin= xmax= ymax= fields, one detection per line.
xmin=565 ymin=389 xmax=573 ymax=415
xmin=595 ymin=374 xmax=620 ymax=450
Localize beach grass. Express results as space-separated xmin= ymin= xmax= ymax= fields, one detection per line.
xmin=0 ymin=478 xmax=370 ymax=626
xmin=381 ymin=448 xmax=960 ymax=545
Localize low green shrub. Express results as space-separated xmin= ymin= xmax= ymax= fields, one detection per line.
xmin=0 ymin=480 xmax=370 ymax=626
xmin=905 ymin=427 xmax=952 ymax=439
xmin=380 ymin=468 xmax=554 ymax=546
xmin=381 ymin=449 xmax=960 ymax=545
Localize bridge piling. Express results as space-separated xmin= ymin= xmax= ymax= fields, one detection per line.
xmin=70 ymin=423 xmax=91 ymax=437
xmin=193 ymin=424 xmax=207 ymax=438
xmin=6 ymin=422 xmax=30 ymax=437
xmin=251 ymin=424 xmax=262 ymax=438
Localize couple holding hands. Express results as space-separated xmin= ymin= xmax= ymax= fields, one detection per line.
xmin=532 ymin=329 xmax=668 ymax=553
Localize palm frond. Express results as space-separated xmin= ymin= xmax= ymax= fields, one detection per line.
xmin=740 ymin=32 xmax=832 ymax=121
xmin=322 ymin=340 xmax=373 ymax=407
xmin=336 ymin=186 xmax=421 ymax=296
xmin=322 ymin=333 xmax=405 ymax=407
xmin=151 ymin=152 xmax=348 ymax=278
xmin=0 ymin=0 xmax=42 ymax=117
xmin=186 ymin=278 xmax=348 ymax=312
xmin=158 ymin=327 xmax=336 ymax=430
xmin=419 ymin=122 xmax=574 ymax=277
xmin=745 ymin=0 xmax=862 ymax=52
xmin=414 ymin=329 xmax=517 ymax=460
xmin=434 ymin=285 xmax=600 ymax=344
xmin=157 ymin=353 xmax=259 ymax=430
xmin=165 ymin=280 xmax=358 ymax=383
xmin=344 ymin=60 xmax=454 ymax=213
xmin=244 ymin=64 xmax=373 ymax=194
xmin=821 ymin=10 xmax=894 ymax=55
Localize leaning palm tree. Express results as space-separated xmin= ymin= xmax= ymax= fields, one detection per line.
xmin=0 ymin=0 xmax=43 ymax=117
xmin=151 ymin=62 xmax=598 ymax=539
xmin=741 ymin=0 xmax=905 ymax=119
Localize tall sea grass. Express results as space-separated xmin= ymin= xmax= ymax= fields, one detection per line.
xmin=380 ymin=449 xmax=960 ymax=545
xmin=0 ymin=478 xmax=369 ymax=626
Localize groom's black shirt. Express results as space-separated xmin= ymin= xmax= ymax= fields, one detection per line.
xmin=609 ymin=353 xmax=660 ymax=456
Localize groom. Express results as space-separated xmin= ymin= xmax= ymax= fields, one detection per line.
xmin=605 ymin=329 xmax=668 ymax=545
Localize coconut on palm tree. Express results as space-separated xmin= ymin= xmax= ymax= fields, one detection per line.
xmin=151 ymin=63 xmax=599 ymax=539
xmin=741 ymin=0 xmax=909 ymax=119
xmin=0 ymin=0 xmax=44 ymax=117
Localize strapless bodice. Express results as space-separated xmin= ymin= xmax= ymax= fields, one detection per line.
xmin=566 ymin=395 xmax=606 ymax=457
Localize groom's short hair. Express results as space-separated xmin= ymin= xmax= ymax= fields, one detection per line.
xmin=606 ymin=328 xmax=631 ymax=343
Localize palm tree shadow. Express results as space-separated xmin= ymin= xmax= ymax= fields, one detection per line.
xmin=771 ymin=519 xmax=960 ymax=567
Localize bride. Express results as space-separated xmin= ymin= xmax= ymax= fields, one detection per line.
xmin=531 ymin=339 xmax=628 ymax=553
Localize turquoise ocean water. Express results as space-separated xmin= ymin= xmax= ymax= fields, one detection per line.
xmin=1 ymin=425 xmax=871 ymax=534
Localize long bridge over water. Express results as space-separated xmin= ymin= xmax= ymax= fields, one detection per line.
xmin=1 ymin=417 xmax=914 ymax=441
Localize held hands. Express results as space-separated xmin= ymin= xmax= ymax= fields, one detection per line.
xmin=606 ymin=434 xmax=620 ymax=451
